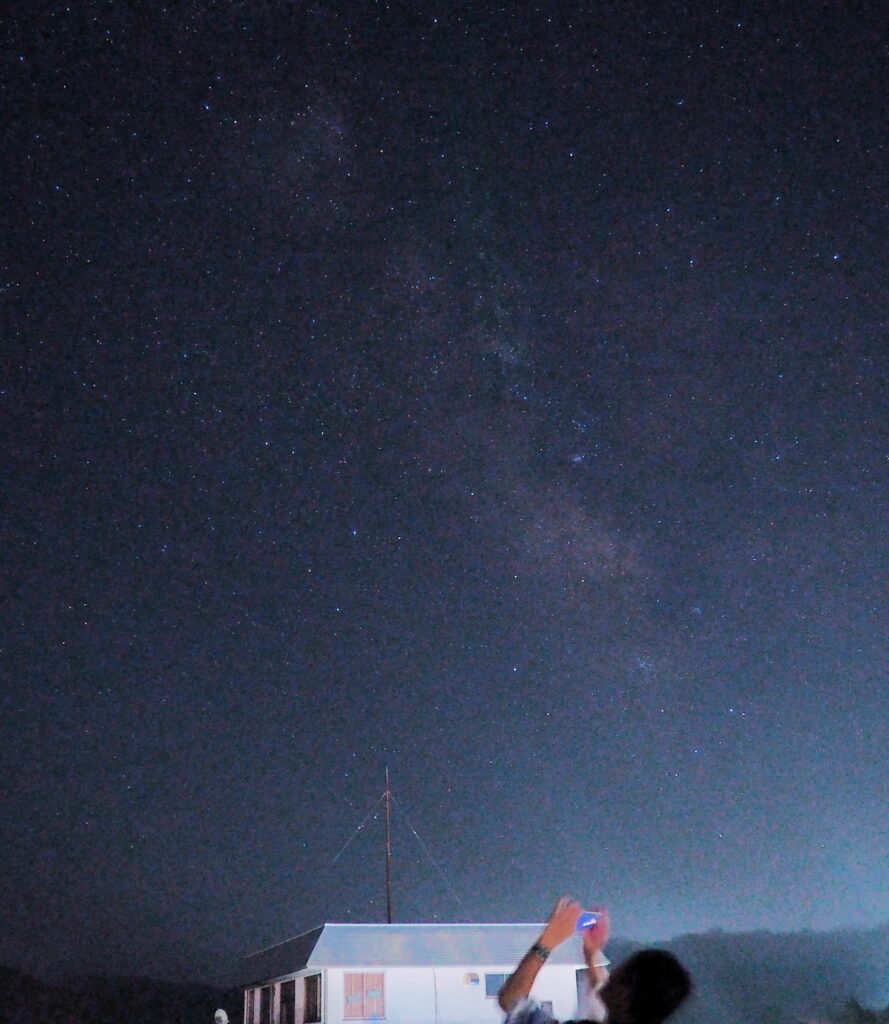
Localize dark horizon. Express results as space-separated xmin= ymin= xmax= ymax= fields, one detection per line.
xmin=5 ymin=916 xmax=889 ymax=1007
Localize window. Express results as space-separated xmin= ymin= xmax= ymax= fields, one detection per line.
xmin=259 ymin=986 xmax=272 ymax=1024
xmin=344 ymin=973 xmax=385 ymax=1019
xmin=280 ymin=979 xmax=296 ymax=1024
xmin=246 ymin=988 xmax=258 ymax=1024
xmin=305 ymin=974 xmax=321 ymax=1024
xmin=485 ymin=974 xmax=510 ymax=998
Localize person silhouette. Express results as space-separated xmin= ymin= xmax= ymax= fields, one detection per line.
xmin=498 ymin=897 xmax=691 ymax=1024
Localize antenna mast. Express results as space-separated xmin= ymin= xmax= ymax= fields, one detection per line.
xmin=384 ymin=766 xmax=393 ymax=923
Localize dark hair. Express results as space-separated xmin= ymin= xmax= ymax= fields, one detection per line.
xmin=602 ymin=948 xmax=692 ymax=1024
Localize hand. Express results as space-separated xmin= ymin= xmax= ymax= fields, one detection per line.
xmin=540 ymin=896 xmax=583 ymax=949
xmin=582 ymin=907 xmax=611 ymax=958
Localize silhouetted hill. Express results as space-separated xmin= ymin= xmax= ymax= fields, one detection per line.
xmin=611 ymin=920 xmax=889 ymax=1024
xmin=2 ymin=921 xmax=886 ymax=1024
xmin=64 ymin=973 xmax=243 ymax=1024
xmin=0 ymin=964 xmax=241 ymax=1024
xmin=0 ymin=964 xmax=68 ymax=1024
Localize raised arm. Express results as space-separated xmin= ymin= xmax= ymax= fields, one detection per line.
xmin=497 ymin=898 xmax=583 ymax=1013
xmin=582 ymin=909 xmax=611 ymax=989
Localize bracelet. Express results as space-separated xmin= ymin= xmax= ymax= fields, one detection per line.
xmin=531 ymin=943 xmax=551 ymax=960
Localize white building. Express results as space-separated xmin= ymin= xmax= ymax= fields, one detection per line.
xmin=243 ymin=923 xmax=607 ymax=1024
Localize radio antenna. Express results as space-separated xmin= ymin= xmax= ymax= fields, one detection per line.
xmin=384 ymin=766 xmax=393 ymax=923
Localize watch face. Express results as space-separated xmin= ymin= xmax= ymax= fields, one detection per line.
xmin=576 ymin=912 xmax=600 ymax=930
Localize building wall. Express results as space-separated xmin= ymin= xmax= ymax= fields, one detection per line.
xmin=246 ymin=964 xmax=585 ymax=1024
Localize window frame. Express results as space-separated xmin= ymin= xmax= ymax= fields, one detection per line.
xmin=343 ymin=971 xmax=385 ymax=1020
xmin=279 ymin=978 xmax=296 ymax=1024
xmin=246 ymin=987 xmax=258 ymax=1024
xmin=484 ymin=973 xmax=511 ymax=999
xmin=259 ymin=985 xmax=273 ymax=1024
xmin=304 ymin=973 xmax=322 ymax=1024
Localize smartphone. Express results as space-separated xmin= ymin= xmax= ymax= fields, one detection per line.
xmin=576 ymin=911 xmax=600 ymax=930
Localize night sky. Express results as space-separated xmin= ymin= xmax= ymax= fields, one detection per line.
xmin=3 ymin=0 xmax=887 ymax=989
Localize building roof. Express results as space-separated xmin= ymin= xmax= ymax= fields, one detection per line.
xmin=244 ymin=923 xmax=608 ymax=985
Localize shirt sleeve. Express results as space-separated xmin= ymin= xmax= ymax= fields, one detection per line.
xmin=576 ymin=968 xmax=609 ymax=1023
xmin=504 ymin=998 xmax=557 ymax=1024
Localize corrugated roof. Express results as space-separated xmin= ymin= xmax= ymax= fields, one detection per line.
xmin=244 ymin=923 xmax=607 ymax=984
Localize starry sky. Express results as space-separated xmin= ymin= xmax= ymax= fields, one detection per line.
xmin=3 ymin=0 xmax=887 ymax=989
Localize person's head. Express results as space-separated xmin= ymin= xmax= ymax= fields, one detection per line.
xmin=599 ymin=949 xmax=692 ymax=1024
xmin=214 ymin=1011 xmax=229 ymax=1024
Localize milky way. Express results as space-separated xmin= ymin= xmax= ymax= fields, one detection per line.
xmin=2 ymin=1 xmax=887 ymax=986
